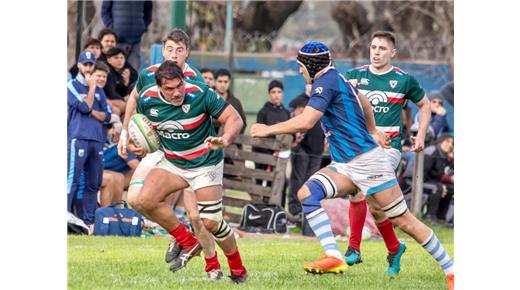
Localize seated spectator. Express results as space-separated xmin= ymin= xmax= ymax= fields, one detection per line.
xmin=69 ymin=38 xmax=102 ymax=79
xmin=103 ymin=47 xmax=137 ymax=117
xmin=100 ymin=137 xmax=140 ymax=207
xmin=200 ymin=68 xmax=215 ymax=88
xmin=98 ymin=28 xmax=118 ymax=63
xmin=413 ymin=91 xmax=451 ymax=138
xmin=423 ymin=133 xmax=454 ymax=225
xmin=253 ymin=80 xmax=291 ymax=192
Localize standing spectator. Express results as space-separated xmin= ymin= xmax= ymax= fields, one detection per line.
xmin=97 ymin=28 xmax=118 ymax=63
xmin=423 ymin=133 xmax=454 ymax=224
xmin=286 ymin=83 xmax=325 ymax=221
xmin=214 ymin=69 xmax=247 ymax=133
xmin=200 ymin=68 xmax=215 ymax=88
xmin=104 ymin=47 xmax=138 ymax=116
xmin=69 ymin=38 xmax=102 ymax=79
xmin=68 ymin=53 xmax=112 ymax=225
xmin=253 ymin=80 xmax=291 ymax=201
xmin=413 ymin=91 xmax=450 ymax=138
xmin=101 ymin=0 xmax=153 ymax=70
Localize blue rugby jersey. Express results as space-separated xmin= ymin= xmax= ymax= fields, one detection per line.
xmin=307 ymin=67 xmax=378 ymax=163
xmin=103 ymin=143 xmax=139 ymax=173
xmin=67 ymin=74 xmax=112 ymax=142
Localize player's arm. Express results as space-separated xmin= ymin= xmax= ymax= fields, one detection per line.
xmin=357 ymin=91 xmax=376 ymax=134
xmin=118 ymin=87 xmax=139 ymax=158
xmin=412 ymin=96 xmax=431 ymax=152
xmin=205 ymin=105 xmax=243 ymax=150
xmin=250 ymin=106 xmax=322 ymax=137
xmin=358 ymin=91 xmax=390 ymax=148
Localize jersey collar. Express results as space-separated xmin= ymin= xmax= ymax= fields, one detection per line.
xmin=369 ymin=65 xmax=394 ymax=75
xmin=75 ymin=73 xmax=86 ymax=86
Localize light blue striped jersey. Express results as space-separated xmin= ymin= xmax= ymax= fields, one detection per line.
xmin=307 ymin=67 xmax=378 ymax=163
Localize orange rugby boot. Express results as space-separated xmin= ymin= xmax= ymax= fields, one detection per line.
xmin=303 ymin=254 xmax=348 ymax=274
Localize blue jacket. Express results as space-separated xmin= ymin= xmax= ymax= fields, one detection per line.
xmin=68 ymin=74 xmax=112 ymax=143
xmin=101 ymin=0 xmax=153 ymax=44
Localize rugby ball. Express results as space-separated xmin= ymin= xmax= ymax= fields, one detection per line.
xmin=128 ymin=113 xmax=160 ymax=153
xmin=345 ymin=226 xmax=373 ymax=241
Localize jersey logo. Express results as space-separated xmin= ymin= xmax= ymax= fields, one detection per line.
xmin=366 ymin=91 xmax=390 ymax=113
xmin=182 ymin=104 xmax=191 ymax=113
xmin=361 ymin=78 xmax=369 ymax=85
xmin=389 ymin=80 xmax=398 ymax=88
xmin=315 ymin=87 xmax=323 ymax=94
xmin=150 ymin=108 xmax=159 ymax=117
xmin=157 ymin=120 xmax=183 ymax=132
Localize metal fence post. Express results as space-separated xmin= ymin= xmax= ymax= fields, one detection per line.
xmin=411 ymin=151 xmax=424 ymax=216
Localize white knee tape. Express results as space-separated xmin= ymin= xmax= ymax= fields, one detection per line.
xmin=309 ymin=172 xmax=337 ymax=198
xmin=212 ymin=219 xmax=233 ymax=241
xmin=381 ymin=196 xmax=408 ymax=218
xmin=197 ymin=199 xmax=223 ymax=222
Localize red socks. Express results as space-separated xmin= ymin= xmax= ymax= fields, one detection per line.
xmin=168 ymin=223 xmax=197 ymax=248
xmin=348 ymin=199 xmax=367 ymax=251
xmin=205 ymin=252 xmax=221 ymax=272
xmin=377 ymin=219 xmax=401 ymax=255
xmin=225 ymin=249 xmax=247 ymax=276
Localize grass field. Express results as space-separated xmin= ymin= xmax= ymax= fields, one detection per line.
xmin=68 ymin=225 xmax=453 ymax=290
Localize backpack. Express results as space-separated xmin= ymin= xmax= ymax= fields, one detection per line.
xmin=238 ymin=203 xmax=287 ymax=234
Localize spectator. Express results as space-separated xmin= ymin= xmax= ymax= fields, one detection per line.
xmin=101 ymin=0 xmax=153 ymax=70
xmin=423 ymin=133 xmax=454 ymax=225
xmin=214 ymin=68 xmax=247 ymax=133
xmin=104 ymin=47 xmax=138 ymax=116
xmin=67 ymin=53 xmax=112 ymax=226
xmin=253 ymin=80 xmax=291 ymax=197
xmin=200 ymin=68 xmax=215 ymax=88
xmin=440 ymin=80 xmax=454 ymax=107
xmin=97 ymin=28 xmax=118 ymax=63
xmin=101 ymin=141 xmax=140 ymax=207
xmin=286 ymin=83 xmax=325 ymax=221
xmin=69 ymin=38 xmax=102 ymax=79
xmin=413 ymin=91 xmax=451 ymax=138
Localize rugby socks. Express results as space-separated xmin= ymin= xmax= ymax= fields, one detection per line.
xmin=204 ymin=252 xmax=221 ymax=272
xmin=348 ymin=199 xmax=367 ymax=252
xmin=225 ymin=248 xmax=247 ymax=276
xmin=421 ymin=230 xmax=454 ymax=275
xmin=169 ymin=223 xmax=197 ymax=248
xmin=376 ymin=219 xmax=401 ymax=255
xmin=304 ymin=206 xmax=343 ymax=260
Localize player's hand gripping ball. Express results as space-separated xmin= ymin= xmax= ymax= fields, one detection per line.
xmin=128 ymin=113 xmax=160 ymax=154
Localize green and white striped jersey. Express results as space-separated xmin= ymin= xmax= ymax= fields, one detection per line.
xmin=345 ymin=65 xmax=425 ymax=151
xmin=136 ymin=80 xmax=228 ymax=169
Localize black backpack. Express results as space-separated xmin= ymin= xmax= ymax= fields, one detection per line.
xmin=238 ymin=203 xmax=287 ymax=234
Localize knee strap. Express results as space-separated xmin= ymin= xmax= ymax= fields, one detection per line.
xmin=197 ymin=199 xmax=233 ymax=241
xmin=381 ymin=196 xmax=408 ymax=219
xmin=197 ymin=199 xmax=223 ymax=222
xmin=302 ymin=172 xmax=338 ymax=214
xmin=212 ymin=219 xmax=233 ymax=241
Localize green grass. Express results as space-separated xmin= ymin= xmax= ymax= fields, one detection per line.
xmin=68 ymin=226 xmax=453 ymax=290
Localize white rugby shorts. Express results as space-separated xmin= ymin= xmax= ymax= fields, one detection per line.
xmin=383 ymin=147 xmax=402 ymax=171
xmin=156 ymin=158 xmax=223 ymax=191
xmin=327 ymin=147 xmax=397 ymax=196
xmin=138 ymin=150 xmax=164 ymax=168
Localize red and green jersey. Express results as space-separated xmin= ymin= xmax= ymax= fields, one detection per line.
xmin=136 ymin=80 xmax=228 ymax=169
xmin=344 ymin=65 xmax=425 ymax=151
xmin=135 ymin=62 xmax=204 ymax=94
